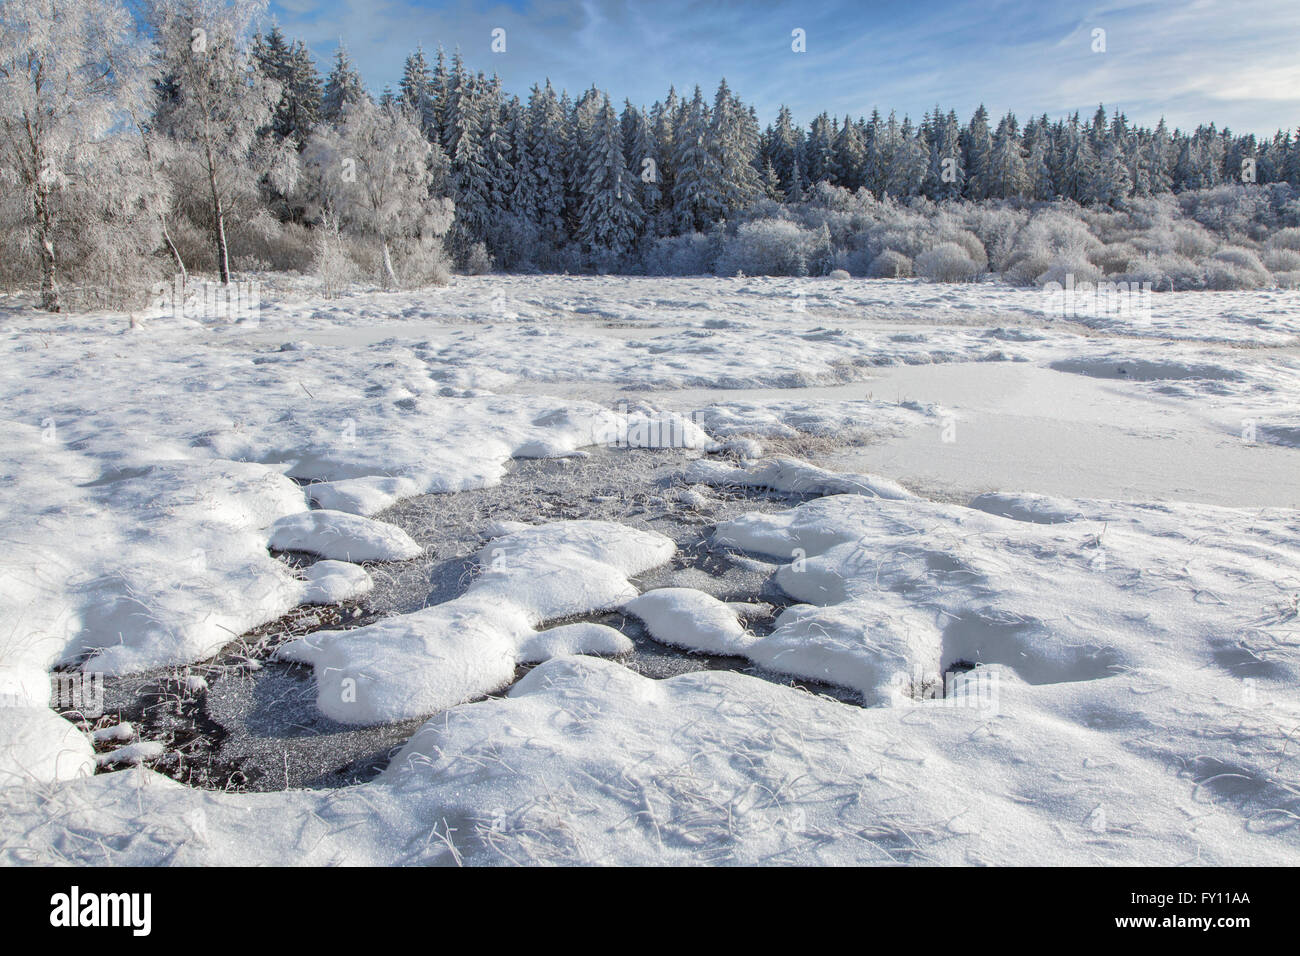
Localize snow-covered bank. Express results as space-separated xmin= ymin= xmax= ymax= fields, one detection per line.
xmin=2 ymin=275 xmax=1298 ymax=866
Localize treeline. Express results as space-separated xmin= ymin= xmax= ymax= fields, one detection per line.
xmin=2 ymin=0 xmax=1298 ymax=311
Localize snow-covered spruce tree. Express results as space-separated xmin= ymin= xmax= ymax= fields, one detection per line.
xmin=981 ymin=115 xmax=1029 ymax=199
xmin=302 ymin=97 xmax=453 ymax=288
xmin=398 ymin=46 xmax=436 ymax=137
xmin=885 ymin=116 xmax=927 ymax=197
xmin=963 ymin=104 xmax=993 ymax=199
xmin=711 ymin=80 xmax=761 ymax=219
xmin=576 ymin=94 xmax=643 ymax=264
xmin=671 ymin=86 xmax=723 ymax=233
xmin=924 ymin=109 xmax=964 ymax=200
xmin=834 ymin=115 xmax=867 ymax=192
xmin=526 ymin=80 xmax=570 ymax=248
xmin=0 ymin=0 xmax=153 ymax=310
xmin=321 ymin=43 xmax=368 ymax=124
xmin=150 ymin=0 xmax=279 ymax=285
xmin=765 ymin=105 xmax=803 ymax=191
xmin=253 ymin=26 xmax=321 ymax=148
xmin=621 ymin=101 xmax=662 ymax=234
xmin=648 ymin=87 xmax=679 ymax=233
xmin=444 ymin=64 xmax=495 ymax=258
xmin=805 ymin=112 xmax=838 ymax=186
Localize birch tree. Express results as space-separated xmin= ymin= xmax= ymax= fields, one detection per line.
xmin=150 ymin=0 xmax=277 ymax=285
xmin=0 ymin=0 xmax=153 ymax=310
xmin=303 ymin=97 xmax=452 ymax=288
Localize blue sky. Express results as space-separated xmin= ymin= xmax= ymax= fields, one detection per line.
xmin=267 ymin=0 xmax=1300 ymax=136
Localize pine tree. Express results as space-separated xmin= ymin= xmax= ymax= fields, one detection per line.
xmin=981 ymin=115 xmax=1028 ymax=199
xmin=711 ymin=79 xmax=761 ymax=217
xmin=963 ymin=104 xmax=993 ymax=199
xmin=576 ymin=95 xmax=643 ymax=261
xmin=671 ymin=86 xmax=723 ymax=232
xmin=805 ymin=112 xmax=838 ymax=186
xmin=322 ymin=44 xmax=368 ymax=124
xmin=834 ymin=115 xmax=866 ymax=191
xmin=622 ymin=103 xmax=662 ymax=233
xmin=526 ymin=81 xmax=569 ymax=244
xmin=885 ymin=116 xmax=926 ymax=197
xmin=398 ymin=47 xmax=435 ymax=136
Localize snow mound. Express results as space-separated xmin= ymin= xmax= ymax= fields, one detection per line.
xmin=518 ymin=623 xmax=632 ymax=663
xmin=713 ymin=491 xmax=1300 ymax=700
xmin=279 ymin=520 xmax=674 ymax=723
xmin=622 ymin=588 xmax=755 ymax=656
xmin=0 ymin=708 xmax=95 ymax=788
xmin=269 ymin=510 xmax=421 ymax=562
xmin=306 ymin=476 xmax=421 ymax=516
xmin=686 ymin=456 xmax=915 ymax=499
xmin=301 ymin=560 xmax=374 ymax=605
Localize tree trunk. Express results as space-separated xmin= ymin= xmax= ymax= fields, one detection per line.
xmin=206 ymin=148 xmax=230 ymax=285
xmin=34 ymin=185 xmax=60 ymax=312
xmin=381 ymin=238 xmax=398 ymax=289
xmin=161 ymin=216 xmax=186 ymax=282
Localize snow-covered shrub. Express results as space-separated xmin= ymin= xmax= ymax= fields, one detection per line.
xmin=1204 ymin=247 xmax=1270 ymax=289
xmin=1117 ymin=253 xmax=1205 ymax=291
xmin=1263 ymin=248 xmax=1300 ymax=273
xmin=1036 ymin=255 xmax=1103 ymax=288
xmin=934 ymin=226 xmax=988 ymax=270
xmin=1002 ymin=208 xmax=1100 ymax=285
xmin=915 ymin=243 xmax=979 ymax=282
xmin=867 ymin=250 xmax=913 ymax=278
xmin=1266 ymin=227 xmax=1300 ymax=252
xmin=461 ymin=241 xmax=494 ymax=275
xmin=228 ymin=209 xmax=315 ymax=273
xmin=1092 ymin=241 xmax=1139 ymax=275
xmin=1169 ymin=222 xmax=1218 ymax=258
xmin=963 ymin=204 xmax=1026 ymax=272
xmin=312 ymin=216 xmax=358 ymax=297
xmin=716 ymin=219 xmax=811 ymax=276
xmin=640 ymin=232 xmax=714 ymax=275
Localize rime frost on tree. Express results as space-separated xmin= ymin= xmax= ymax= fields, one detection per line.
xmin=302 ymin=97 xmax=453 ymax=289
xmin=0 ymin=0 xmax=154 ymax=310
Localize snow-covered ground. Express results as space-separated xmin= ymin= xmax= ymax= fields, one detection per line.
xmin=1 ymin=274 xmax=1298 ymax=865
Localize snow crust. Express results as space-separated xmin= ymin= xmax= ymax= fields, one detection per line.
xmin=1 ymin=275 xmax=1298 ymax=864
xmin=278 ymin=521 xmax=674 ymax=723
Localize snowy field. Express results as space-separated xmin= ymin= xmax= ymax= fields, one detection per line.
xmin=2 ymin=274 xmax=1299 ymax=865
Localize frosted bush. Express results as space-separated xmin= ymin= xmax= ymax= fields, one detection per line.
xmin=642 ymin=232 xmax=715 ymax=275
xmin=1117 ymin=253 xmax=1205 ymax=291
xmin=1037 ymin=256 xmax=1102 ymax=288
xmin=1169 ymin=223 xmax=1217 ymax=258
xmin=312 ymin=218 xmax=357 ymax=297
xmin=915 ymin=243 xmax=979 ymax=282
xmin=1266 ymin=227 xmax=1300 ymax=252
xmin=461 ymin=241 xmax=494 ymax=275
xmin=935 ymin=227 xmax=988 ymax=270
xmin=1204 ymin=248 xmax=1270 ymax=289
xmin=1263 ymin=248 xmax=1300 ymax=272
xmin=717 ymin=219 xmax=812 ymax=276
xmin=1092 ymin=241 xmax=1139 ymax=275
xmin=867 ymin=249 xmax=913 ymax=278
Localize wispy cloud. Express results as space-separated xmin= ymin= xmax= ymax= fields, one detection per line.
xmin=268 ymin=0 xmax=1300 ymax=134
